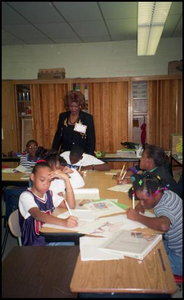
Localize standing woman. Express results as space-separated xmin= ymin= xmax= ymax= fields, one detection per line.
xmin=52 ymin=90 xmax=96 ymax=155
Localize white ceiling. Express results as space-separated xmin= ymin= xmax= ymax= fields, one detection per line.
xmin=2 ymin=2 xmax=182 ymax=46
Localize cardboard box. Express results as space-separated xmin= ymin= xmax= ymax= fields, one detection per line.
xmin=170 ymin=134 xmax=183 ymax=155
xmin=168 ymin=61 xmax=182 ymax=75
xmin=37 ymin=68 xmax=65 ymax=79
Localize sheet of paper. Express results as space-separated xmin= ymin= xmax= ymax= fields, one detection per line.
xmin=108 ymin=184 xmax=132 ymax=193
xmin=58 ymin=209 xmax=96 ymax=221
xmin=79 ymin=236 xmax=124 ymax=261
xmin=82 ymin=199 xmax=126 ymax=218
xmin=73 ymin=188 xmax=100 ymax=200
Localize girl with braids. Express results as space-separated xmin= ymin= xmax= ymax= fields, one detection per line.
xmin=36 ymin=147 xmax=85 ymax=196
xmin=19 ymin=161 xmax=78 ymax=246
xmin=127 ymin=173 xmax=182 ymax=276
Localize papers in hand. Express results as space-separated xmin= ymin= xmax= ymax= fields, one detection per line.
xmin=99 ymin=230 xmax=162 ymax=260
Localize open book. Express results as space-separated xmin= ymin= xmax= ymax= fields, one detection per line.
xmin=99 ymin=230 xmax=162 ymax=260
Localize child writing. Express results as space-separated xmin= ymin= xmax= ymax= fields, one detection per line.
xmin=126 ymin=173 xmax=182 ymax=276
xmin=19 ymin=160 xmax=78 ymax=246
xmin=117 ymin=144 xmax=182 ymax=198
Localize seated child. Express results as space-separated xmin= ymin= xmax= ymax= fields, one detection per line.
xmin=36 ymin=147 xmax=85 ymax=194
xmin=19 ymin=160 xmax=78 ymax=246
xmin=61 ymin=145 xmax=110 ymax=171
xmin=127 ymin=173 xmax=182 ymax=276
xmin=20 ymin=139 xmax=39 ymax=168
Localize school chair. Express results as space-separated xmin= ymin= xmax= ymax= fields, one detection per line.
xmin=2 ymin=186 xmax=26 ymax=256
xmin=8 ymin=209 xmax=22 ymax=246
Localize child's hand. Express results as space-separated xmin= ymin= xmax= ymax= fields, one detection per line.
xmin=62 ymin=166 xmax=73 ymax=174
xmin=126 ymin=208 xmax=140 ymax=221
xmin=135 ymin=202 xmax=145 ymax=214
xmin=48 ymin=170 xmax=68 ymax=181
xmin=63 ymin=216 xmax=78 ymax=228
xmin=117 ymin=177 xmax=129 ymax=185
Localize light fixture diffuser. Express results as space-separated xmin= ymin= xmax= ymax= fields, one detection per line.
xmin=137 ymin=2 xmax=172 ymax=56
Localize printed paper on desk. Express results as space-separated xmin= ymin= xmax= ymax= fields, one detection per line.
xmin=83 ymin=199 xmax=126 ymax=218
xmin=74 ymin=123 xmax=87 ymax=134
xmin=108 ymin=184 xmax=132 ymax=193
xmin=79 ymin=236 xmax=124 ymax=261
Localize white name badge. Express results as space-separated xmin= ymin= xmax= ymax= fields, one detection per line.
xmin=74 ymin=123 xmax=87 ymax=134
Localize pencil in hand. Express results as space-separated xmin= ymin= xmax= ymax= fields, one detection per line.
xmin=119 ymin=164 xmax=125 ymax=177
xmin=64 ymin=199 xmax=73 ymax=216
xmin=132 ymin=190 xmax=135 ymax=209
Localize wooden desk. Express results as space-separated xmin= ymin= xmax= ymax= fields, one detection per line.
xmin=40 ymin=171 xmax=158 ymax=241
xmin=2 ymin=246 xmax=79 ymax=298
xmin=2 ymin=171 xmax=29 ymax=187
xmin=70 ymin=241 xmax=177 ymax=296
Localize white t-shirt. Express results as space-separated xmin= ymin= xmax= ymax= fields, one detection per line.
xmin=19 ymin=188 xmax=63 ymax=219
xmin=50 ymin=168 xmax=85 ymax=194
xmin=60 ymin=151 xmax=104 ymax=168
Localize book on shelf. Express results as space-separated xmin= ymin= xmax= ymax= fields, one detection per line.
xmin=99 ymin=230 xmax=162 ymax=260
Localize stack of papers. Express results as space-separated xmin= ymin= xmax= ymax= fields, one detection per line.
xmin=73 ymin=188 xmax=100 ymax=200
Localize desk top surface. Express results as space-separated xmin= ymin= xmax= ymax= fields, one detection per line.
xmin=2 ymin=246 xmax=79 ymax=298
xmin=70 ymin=240 xmax=177 ymax=295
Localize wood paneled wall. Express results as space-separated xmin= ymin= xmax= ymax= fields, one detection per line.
xmin=147 ymin=78 xmax=182 ymax=150
xmin=31 ymin=83 xmax=68 ymax=148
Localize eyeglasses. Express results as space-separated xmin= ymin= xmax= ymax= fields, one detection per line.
xmin=28 ymin=146 xmax=38 ymax=149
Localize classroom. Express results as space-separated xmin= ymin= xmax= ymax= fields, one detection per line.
xmin=2 ymin=2 xmax=183 ymax=298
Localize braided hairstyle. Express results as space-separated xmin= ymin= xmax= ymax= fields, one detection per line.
xmin=132 ymin=172 xmax=168 ymax=197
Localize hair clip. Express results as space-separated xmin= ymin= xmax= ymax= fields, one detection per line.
xmin=157 ymin=175 xmax=161 ymax=180
xmin=131 ymin=176 xmax=135 ymax=182
xmin=138 ymin=179 xmax=143 ymax=185
xmin=36 ymin=159 xmax=46 ymax=163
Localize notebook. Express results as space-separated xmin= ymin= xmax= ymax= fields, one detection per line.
xmin=99 ymin=230 xmax=162 ymax=260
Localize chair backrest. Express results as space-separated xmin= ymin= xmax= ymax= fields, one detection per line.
xmin=8 ymin=209 xmax=22 ymax=246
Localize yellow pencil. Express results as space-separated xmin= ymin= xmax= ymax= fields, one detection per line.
xmin=120 ymin=164 xmax=125 ymax=177
xmin=132 ymin=191 xmax=135 ymax=209
xmin=64 ymin=199 xmax=73 ymax=216
xmin=121 ymin=170 xmax=127 ymax=180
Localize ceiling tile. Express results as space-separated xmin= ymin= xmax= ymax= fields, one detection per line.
xmin=52 ymin=37 xmax=82 ymax=43
xmin=36 ymin=23 xmax=80 ymax=39
xmin=106 ymin=18 xmax=137 ymax=40
xmin=2 ymin=2 xmax=28 ymax=25
xmin=7 ymin=2 xmax=65 ymax=23
xmin=3 ymin=24 xmax=49 ymax=39
xmin=53 ymin=2 xmax=103 ymax=22
xmin=70 ymin=21 xmax=109 ymax=37
xmin=163 ymin=15 xmax=182 ymax=37
xmin=99 ymin=2 xmax=138 ymax=19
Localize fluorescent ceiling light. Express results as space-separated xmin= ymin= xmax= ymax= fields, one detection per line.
xmin=137 ymin=2 xmax=172 ymax=56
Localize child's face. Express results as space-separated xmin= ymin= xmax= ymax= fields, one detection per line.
xmin=31 ymin=166 xmax=51 ymax=196
xmin=139 ymin=150 xmax=150 ymax=170
xmin=27 ymin=142 xmax=38 ymax=156
xmin=50 ymin=161 xmax=62 ymax=171
xmin=70 ymin=154 xmax=83 ymax=165
xmin=136 ymin=189 xmax=160 ymax=210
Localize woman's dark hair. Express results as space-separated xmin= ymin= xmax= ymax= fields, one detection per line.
xmin=64 ymin=90 xmax=86 ymax=110
xmin=132 ymin=173 xmax=167 ymax=195
xmin=144 ymin=144 xmax=166 ymax=167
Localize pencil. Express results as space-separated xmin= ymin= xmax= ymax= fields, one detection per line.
xmin=121 ymin=170 xmax=127 ymax=180
xmin=120 ymin=164 xmax=125 ymax=177
xmin=132 ymin=191 xmax=135 ymax=209
xmin=64 ymin=199 xmax=73 ymax=216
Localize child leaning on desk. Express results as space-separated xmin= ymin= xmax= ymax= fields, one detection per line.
xmin=18 ymin=160 xmax=78 ymax=246
xmin=126 ymin=173 xmax=183 ymax=276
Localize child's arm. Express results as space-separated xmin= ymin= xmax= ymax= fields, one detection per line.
xmin=29 ymin=207 xmax=78 ymax=228
xmin=127 ymin=208 xmax=171 ymax=232
xmin=49 ymin=170 xmax=76 ymax=209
